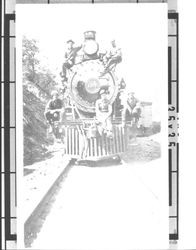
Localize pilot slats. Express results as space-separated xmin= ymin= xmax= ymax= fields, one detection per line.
xmin=63 ymin=124 xmax=127 ymax=158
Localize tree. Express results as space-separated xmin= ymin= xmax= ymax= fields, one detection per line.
xmin=22 ymin=36 xmax=58 ymax=97
xmin=22 ymin=37 xmax=57 ymax=165
xmin=23 ymin=36 xmax=40 ymax=83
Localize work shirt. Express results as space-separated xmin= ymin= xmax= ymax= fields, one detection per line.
xmin=65 ymin=46 xmax=82 ymax=63
xmin=108 ymin=46 xmax=122 ymax=59
xmin=65 ymin=48 xmax=74 ymax=60
xmin=127 ymin=97 xmax=138 ymax=110
xmin=97 ymin=99 xmax=110 ymax=113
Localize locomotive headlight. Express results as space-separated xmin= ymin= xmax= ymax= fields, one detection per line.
xmin=83 ymin=40 xmax=99 ymax=55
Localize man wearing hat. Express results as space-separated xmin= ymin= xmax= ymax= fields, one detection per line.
xmin=61 ymin=40 xmax=82 ymax=82
xmin=102 ymin=40 xmax=122 ymax=75
xmin=45 ymin=90 xmax=64 ymax=133
xmin=95 ymin=89 xmax=113 ymax=137
xmin=122 ymin=91 xmax=141 ymax=126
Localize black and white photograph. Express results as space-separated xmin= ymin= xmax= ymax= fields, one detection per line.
xmin=16 ymin=3 xmax=168 ymax=249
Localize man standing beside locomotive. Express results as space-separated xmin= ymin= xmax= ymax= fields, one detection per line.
xmin=45 ymin=90 xmax=64 ymax=133
xmin=122 ymin=92 xmax=141 ymax=127
xmin=95 ymin=89 xmax=113 ymax=138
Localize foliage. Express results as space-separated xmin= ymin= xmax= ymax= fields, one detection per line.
xmin=22 ymin=36 xmax=58 ymax=97
xmin=23 ymin=37 xmax=39 ymax=83
xmin=22 ymin=36 xmax=57 ymax=165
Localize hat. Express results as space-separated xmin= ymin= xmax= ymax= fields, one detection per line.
xmin=66 ymin=39 xmax=74 ymax=44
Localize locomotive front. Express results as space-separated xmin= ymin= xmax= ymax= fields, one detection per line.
xmin=59 ymin=31 xmax=127 ymax=160
xmin=63 ymin=31 xmax=121 ymax=116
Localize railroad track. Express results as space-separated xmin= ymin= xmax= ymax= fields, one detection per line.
xmin=24 ymin=158 xmax=76 ymax=248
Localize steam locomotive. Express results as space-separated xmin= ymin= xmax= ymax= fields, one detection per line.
xmin=53 ymin=31 xmax=152 ymax=162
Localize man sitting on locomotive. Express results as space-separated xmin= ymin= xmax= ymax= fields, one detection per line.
xmin=61 ymin=39 xmax=82 ymax=83
xmin=102 ymin=40 xmax=122 ymax=75
xmin=95 ymin=89 xmax=113 ymax=138
xmin=45 ymin=90 xmax=64 ymax=133
xmin=122 ymin=92 xmax=141 ymax=127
